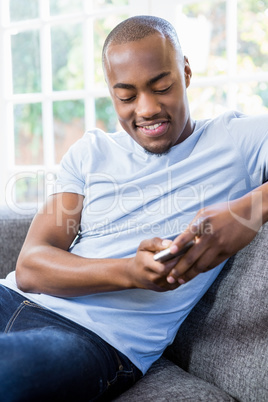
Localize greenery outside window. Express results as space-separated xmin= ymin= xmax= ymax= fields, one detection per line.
xmin=0 ymin=0 xmax=267 ymax=209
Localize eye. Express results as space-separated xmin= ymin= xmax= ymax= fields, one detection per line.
xmin=118 ymin=96 xmax=136 ymax=103
xmin=155 ymin=84 xmax=172 ymax=94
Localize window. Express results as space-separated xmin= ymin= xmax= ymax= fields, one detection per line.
xmin=177 ymin=0 xmax=268 ymax=118
xmin=1 ymin=0 xmax=267 ymax=209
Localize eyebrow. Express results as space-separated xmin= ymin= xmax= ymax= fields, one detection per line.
xmin=113 ymin=71 xmax=171 ymax=90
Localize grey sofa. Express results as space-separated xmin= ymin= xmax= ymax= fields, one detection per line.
xmin=0 ymin=206 xmax=267 ymax=402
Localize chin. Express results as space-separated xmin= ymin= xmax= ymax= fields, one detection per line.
xmin=143 ymin=143 xmax=172 ymax=157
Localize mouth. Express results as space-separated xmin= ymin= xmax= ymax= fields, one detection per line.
xmin=136 ymin=121 xmax=169 ymax=137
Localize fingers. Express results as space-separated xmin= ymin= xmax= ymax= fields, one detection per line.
xmin=135 ymin=237 xmax=179 ymax=291
xmin=166 ymin=244 xmax=212 ymax=284
xmin=166 ymin=236 xmax=204 ymax=283
xmin=139 ymin=237 xmax=178 ymax=276
xmin=166 ymin=233 xmax=215 ymax=283
xmin=150 ymin=253 xmax=180 ymax=279
xmin=139 ymin=237 xmax=172 ymax=253
xmin=163 ymin=199 xmax=258 ymax=286
xmin=179 ymin=252 xmax=227 ymax=283
xmin=166 ymin=235 xmax=229 ymax=285
xmin=137 ymin=228 xmax=221 ymax=290
xmin=166 ymin=212 xmax=216 ymax=284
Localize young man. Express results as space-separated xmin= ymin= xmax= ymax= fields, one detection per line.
xmin=0 ymin=15 xmax=268 ymax=401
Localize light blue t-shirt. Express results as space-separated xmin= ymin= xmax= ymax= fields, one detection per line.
xmin=3 ymin=111 xmax=268 ymax=374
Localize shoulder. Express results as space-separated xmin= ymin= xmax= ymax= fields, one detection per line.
xmin=67 ymin=128 xmax=124 ymax=149
xmin=53 ymin=128 xmax=129 ymax=195
xmin=222 ymin=110 xmax=268 ymax=134
xmin=63 ymin=128 xmax=129 ymax=161
xmin=197 ymin=110 xmax=268 ymax=142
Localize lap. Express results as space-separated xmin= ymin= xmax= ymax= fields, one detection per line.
xmin=0 ymin=285 xmax=142 ymax=401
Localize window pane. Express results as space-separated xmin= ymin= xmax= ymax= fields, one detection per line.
xmin=95 ymin=97 xmax=119 ymax=132
xmin=9 ymin=0 xmax=39 ymax=21
xmin=94 ymin=0 xmax=129 ymax=8
xmin=237 ymin=81 xmax=268 ymax=115
xmin=53 ymin=100 xmax=85 ymax=163
xmin=188 ymin=86 xmax=228 ymax=119
xmin=9 ymin=171 xmax=56 ymax=205
xmin=94 ymin=15 xmax=129 ymax=86
xmin=51 ymin=24 xmax=84 ymax=91
xmin=178 ymin=0 xmax=226 ymax=77
xmin=14 ymin=103 xmax=43 ymax=165
xmin=13 ymin=172 xmax=45 ymax=204
xmin=237 ymin=0 xmax=268 ymax=74
xmin=50 ymin=0 xmax=83 ymax=15
xmin=11 ymin=30 xmax=41 ymax=94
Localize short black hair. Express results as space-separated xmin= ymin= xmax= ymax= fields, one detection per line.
xmin=102 ymin=15 xmax=182 ymax=67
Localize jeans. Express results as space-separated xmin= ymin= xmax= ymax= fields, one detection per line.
xmin=0 ymin=285 xmax=142 ymax=402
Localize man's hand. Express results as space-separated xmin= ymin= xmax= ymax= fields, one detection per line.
xmin=16 ymin=184 xmax=268 ymax=295
xmin=166 ymin=191 xmax=264 ymax=285
xmin=126 ymin=237 xmax=181 ymax=292
xmin=16 ymin=194 xmax=180 ymax=295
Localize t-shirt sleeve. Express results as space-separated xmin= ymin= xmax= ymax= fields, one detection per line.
xmin=51 ymin=136 xmax=87 ymax=196
xmin=226 ymin=111 xmax=268 ymax=184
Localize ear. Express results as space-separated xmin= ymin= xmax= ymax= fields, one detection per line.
xmin=184 ymin=56 xmax=192 ymax=88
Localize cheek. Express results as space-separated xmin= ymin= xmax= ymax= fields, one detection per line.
xmin=114 ymin=103 xmax=133 ymax=124
xmin=168 ymin=91 xmax=187 ymax=114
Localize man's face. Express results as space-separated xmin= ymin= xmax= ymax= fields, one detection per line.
xmin=104 ymin=33 xmax=193 ymax=155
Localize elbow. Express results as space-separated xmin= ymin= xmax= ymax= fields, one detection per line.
xmin=15 ymin=253 xmax=36 ymax=293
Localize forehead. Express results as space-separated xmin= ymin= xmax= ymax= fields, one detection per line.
xmin=105 ymin=34 xmax=180 ymax=85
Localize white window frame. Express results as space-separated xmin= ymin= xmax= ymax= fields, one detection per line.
xmin=173 ymin=0 xmax=268 ymax=108
xmin=0 ymin=0 xmax=146 ymax=207
xmin=1 ymin=0 xmax=268 ymax=207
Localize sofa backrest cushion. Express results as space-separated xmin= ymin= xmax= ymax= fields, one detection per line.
xmin=165 ymin=222 xmax=268 ymax=402
xmin=0 ymin=206 xmax=35 ymax=279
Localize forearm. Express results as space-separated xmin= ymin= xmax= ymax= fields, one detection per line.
xmin=251 ymin=181 xmax=268 ymax=225
xmin=166 ymin=181 xmax=268 ymax=285
xmin=233 ymin=181 xmax=268 ymax=233
xmin=16 ymin=244 xmax=132 ymax=297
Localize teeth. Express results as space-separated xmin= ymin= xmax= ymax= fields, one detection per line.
xmin=143 ymin=123 xmax=162 ymax=130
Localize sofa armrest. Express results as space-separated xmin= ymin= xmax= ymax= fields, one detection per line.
xmin=0 ymin=206 xmax=35 ymax=279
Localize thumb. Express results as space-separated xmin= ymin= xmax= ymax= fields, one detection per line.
xmin=139 ymin=237 xmax=173 ymax=252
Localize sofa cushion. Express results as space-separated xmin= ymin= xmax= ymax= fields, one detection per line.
xmin=115 ymin=356 xmax=235 ymax=401
xmin=165 ymin=223 xmax=268 ymax=402
xmin=0 ymin=206 xmax=35 ymax=279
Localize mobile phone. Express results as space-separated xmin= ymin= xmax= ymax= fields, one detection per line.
xmin=153 ymin=240 xmax=195 ymax=263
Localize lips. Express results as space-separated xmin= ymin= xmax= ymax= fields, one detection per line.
xmin=136 ymin=121 xmax=169 ymax=137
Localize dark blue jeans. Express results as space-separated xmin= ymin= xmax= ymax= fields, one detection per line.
xmin=0 ymin=285 xmax=142 ymax=401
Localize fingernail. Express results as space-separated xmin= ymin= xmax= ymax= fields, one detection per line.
xmin=178 ymin=278 xmax=186 ymax=285
xmin=169 ymin=245 xmax=178 ymax=254
xmin=162 ymin=239 xmax=172 ymax=247
xmin=167 ymin=276 xmax=176 ymax=284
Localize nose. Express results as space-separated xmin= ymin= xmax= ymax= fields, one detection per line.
xmin=135 ymin=92 xmax=161 ymax=118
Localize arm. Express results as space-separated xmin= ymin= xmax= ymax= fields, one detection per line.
xmin=16 ymin=192 xmax=178 ymax=297
xmin=166 ymin=182 xmax=268 ymax=284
